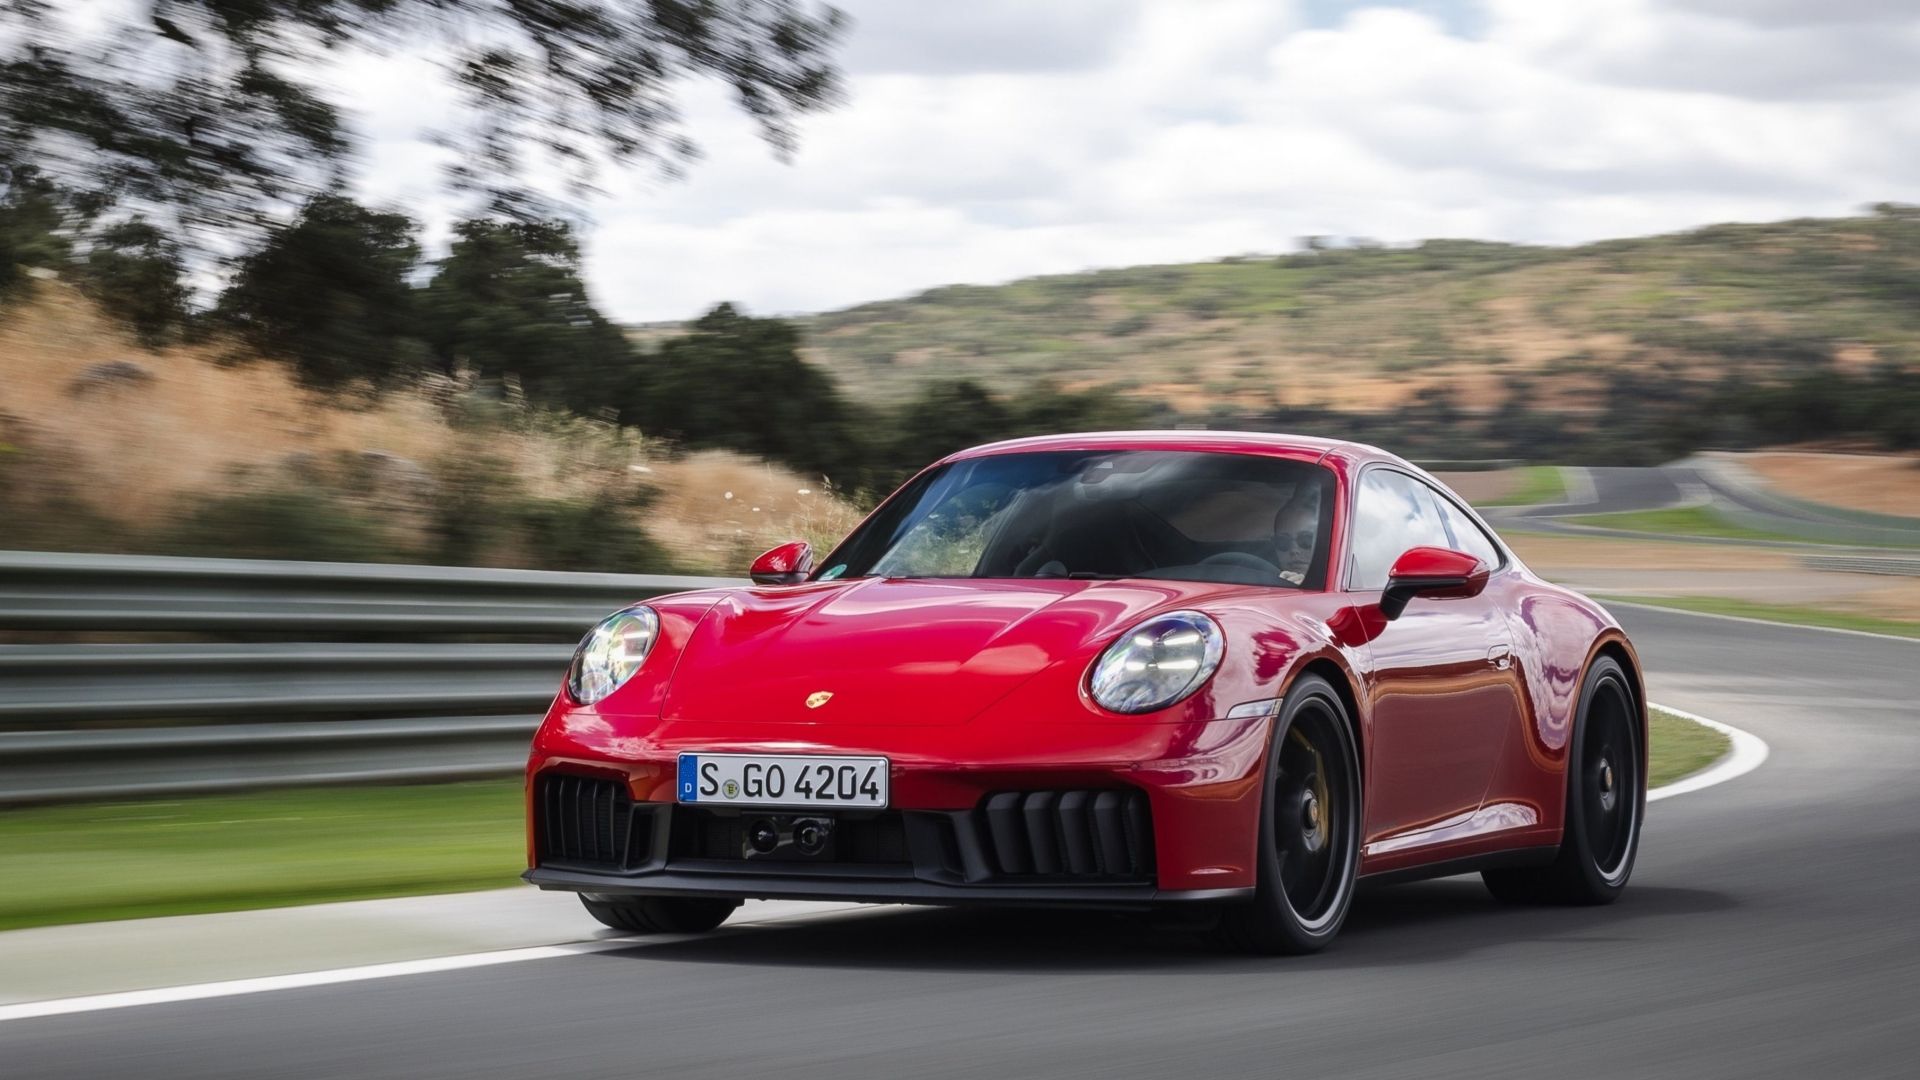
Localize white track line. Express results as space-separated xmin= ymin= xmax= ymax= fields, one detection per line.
xmin=1605 ymin=598 xmax=1920 ymax=645
xmin=0 ymin=902 xmax=871 ymax=1025
xmin=0 ymin=941 xmax=629 ymax=1023
xmin=1647 ymin=703 xmax=1770 ymax=803
xmin=1 ymin=707 xmax=1769 ymax=1024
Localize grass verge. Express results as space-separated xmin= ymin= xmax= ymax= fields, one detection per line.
xmin=1563 ymin=505 xmax=1816 ymax=543
xmin=0 ymin=780 xmax=524 ymax=932
xmin=1602 ymin=594 xmax=1920 ymax=640
xmin=1 ymin=710 xmax=1741 ymax=931
xmin=1479 ymin=465 xmax=1567 ymax=508
xmin=1648 ymin=706 xmax=1732 ymax=789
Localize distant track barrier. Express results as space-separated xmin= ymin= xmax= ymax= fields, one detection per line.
xmin=1801 ymin=554 xmax=1920 ymax=578
xmin=0 ymin=551 xmax=734 ymax=805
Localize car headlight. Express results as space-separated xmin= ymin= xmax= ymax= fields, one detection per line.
xmin=567 ymin=605 xmax=661 ymax=705
xmin=1087 ymin=611 xmax=1225 ymax=714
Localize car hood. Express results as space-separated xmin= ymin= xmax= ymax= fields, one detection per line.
xmin=658 ymin=577 xmax=1235 ymax=727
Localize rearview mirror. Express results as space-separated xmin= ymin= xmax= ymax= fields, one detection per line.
xmin=750 ymin=540 xmax=814 ymax=585
xmin=1380 ymin=547 xmax=1489 ymax=620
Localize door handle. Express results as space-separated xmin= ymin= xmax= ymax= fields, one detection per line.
xmin=1487 ymin=644 xmax=1513 ymax=671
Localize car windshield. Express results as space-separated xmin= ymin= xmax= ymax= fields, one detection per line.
xmin=817 ymin=450 xmax=1336 ymax=588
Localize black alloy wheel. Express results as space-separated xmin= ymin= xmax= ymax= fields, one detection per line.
xmin=1484 ymin=655 xmax=1643 ymax=905
xmin=1216 ymin=673 xmax=1362 ymax=954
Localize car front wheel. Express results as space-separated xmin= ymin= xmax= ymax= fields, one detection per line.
xmin=580 ymin=895 xmax=740 ymax=934
xmin=1215 ymin=673 xmax=1362 ymax=954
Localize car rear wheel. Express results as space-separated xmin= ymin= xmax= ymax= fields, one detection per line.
xmin=1215 ymin=674 xmax=1362 ymax=954
xmin=1483 ymin=655 xmax=1643 ymax=905
xmin=580 ymin=895 xmax=740 ymax=934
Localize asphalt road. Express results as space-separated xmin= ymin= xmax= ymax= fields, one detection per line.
xmin=5 ymin=605 xmax=1918 ymax=1079
xmin=1498 ymin=463 xmax=1916 ymax=550
xmin=1496 ymin=464 xmax=1690 ymax=526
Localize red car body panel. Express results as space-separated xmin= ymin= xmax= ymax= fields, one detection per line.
xmin=526 ymin=432 xmax=1644 ymax=897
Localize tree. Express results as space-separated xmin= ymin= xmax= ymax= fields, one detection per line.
xmin=629 ymin=303 xmax=861 ymax=481
xmin=1009 ymin=381 xmax=1150 ymax=435
xmin=79 ymin=219 xmax=191 ymax=346
xmin=214 ymin=194 xmax=424 ymax=389
xmin=0 ymin=1 xmax=847 ymax=248
xmin=878 ymin=380 xmax=1151 ymax=486
xmin=420 ymin=218 xmax=633 ymax=412
xmin=0 ymin=167 xmax=69 ymax=297
xmin=884 ymin=381 xmax=1011 ymax=480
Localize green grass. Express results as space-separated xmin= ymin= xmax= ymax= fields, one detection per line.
xmin=1648 ymin=706 xmax=1732 ymax=789
xmin=0 ymin=706 xmax=1745 ymax=930
xmin=1602 ymin=594 xmax=1920 ymax=639
xmin=1564 ymin=505 xmax=1817 ymax=544
xmin=1478 ymin=465 xmax=1567 ymax=508
xmin=0 ymin=780 xmax=525 ymax=931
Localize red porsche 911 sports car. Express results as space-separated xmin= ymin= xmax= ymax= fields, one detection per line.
xmin=524 ymin=432 xmax=1645 ymax=953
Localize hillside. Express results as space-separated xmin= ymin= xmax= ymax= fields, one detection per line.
xmin=796 ymin=209 xmax=1920 ymax=416
xmin=0 ymin=281 xmax=861 ymax=573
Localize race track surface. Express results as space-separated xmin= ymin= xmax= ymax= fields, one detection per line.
xmin=4 ymin=606 xmax=1917 ymax=1079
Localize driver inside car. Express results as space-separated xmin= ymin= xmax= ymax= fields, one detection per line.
xmin=1273 ymin=484 xmax=1321 ymax=585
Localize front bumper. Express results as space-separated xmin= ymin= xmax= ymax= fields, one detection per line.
xmin=523 ymin=771 xmax=1250 ymax=908
xmin=525 ymin=867 xmax=1249 ymax=908
xmin=527 ymin=704 xmax=1277 ymax=896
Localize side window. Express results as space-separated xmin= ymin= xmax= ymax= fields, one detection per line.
xmin=1427 ymin=487 xmax=1502 ymax=569
xmin=1349 ymin=469 xmax=1452 ymax=590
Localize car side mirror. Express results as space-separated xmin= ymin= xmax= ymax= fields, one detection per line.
xmin=750 ymin=540 xmax=814 ymax=585
xmin=1380 ymin=547 xmax=1489 ymax=621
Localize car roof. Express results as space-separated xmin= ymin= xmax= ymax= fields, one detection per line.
xmin=940 ymin=430 xmax=1401 ymax=471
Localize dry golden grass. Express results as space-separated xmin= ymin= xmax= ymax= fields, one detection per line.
xmin=1832 ymin=578 xmax=1920 ymax=622
xmin=1505 ymin=535 xmax=1920 ymax=621
xmin=2 ymin=281 xmax=456 ymax=525
xmin=1742 ymin=451 xmax=1920 ymax=519
xmin=645 ymin=450 xmax=869 ymax=572
xmin=0 ymin=283 xmax=864 ymax=571
xmin=1431 ymin=470 xmax=1520 ymax=505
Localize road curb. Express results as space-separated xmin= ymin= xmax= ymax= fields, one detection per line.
xmin=1647 ymin=703 xmax=1769 ymax=803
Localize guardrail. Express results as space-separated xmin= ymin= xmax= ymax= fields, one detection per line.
xmin=0 ymin=551 xmax=736 ymax=805
xmin=1802 ymin=554 xmax=1920 ymax=578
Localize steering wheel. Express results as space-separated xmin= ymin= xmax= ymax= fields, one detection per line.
xmin=1200 ymin=551 xmax=1284 ymax=577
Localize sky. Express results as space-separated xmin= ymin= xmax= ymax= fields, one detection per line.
xmin=340 ymin=0 xmax=1920 ymax=323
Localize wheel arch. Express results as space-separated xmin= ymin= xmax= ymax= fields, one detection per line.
xmin=1586 ymin=633 xmax=1648 ymax=765
xmin=1533 ymin=631 xmax=1648 ymax=845
xmin=1294 ymin=655 xmax=1365 ymax=781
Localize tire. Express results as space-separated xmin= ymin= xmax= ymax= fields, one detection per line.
xmin=1484 ymin=655 xmax=1643 ymax=905
xmin=580 ymin=895 xmax=740 ymax=934
xmin=1215 ymin=674 xmax=1363 ymax=954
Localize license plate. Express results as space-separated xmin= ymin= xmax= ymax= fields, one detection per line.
xmin=676 ymin=753 xmax=889 ymax=809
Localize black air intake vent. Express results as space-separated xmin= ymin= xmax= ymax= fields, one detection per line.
xmin=535 ymin=773 xmax=650 ymax=870
xmin=976 ymin=790 xmax=1153 ymax=880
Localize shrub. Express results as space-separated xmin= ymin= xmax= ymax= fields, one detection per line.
xmin=510 ymin=495 xmax=675 ymax=573
xmin=0 ymin=414 xmax=129 ymax=552
xmin=79 ymin=220 xmax=191 ymax=347
xmin=159 ymin=488 xmax=402 ymax=563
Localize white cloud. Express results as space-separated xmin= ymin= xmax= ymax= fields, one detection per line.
xmin=349 ymin=0 xmax=1920 ymax=321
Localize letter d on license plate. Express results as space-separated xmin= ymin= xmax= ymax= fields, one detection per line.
xmin=676 ymin=753 xmax=889 ymax=809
